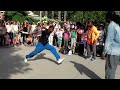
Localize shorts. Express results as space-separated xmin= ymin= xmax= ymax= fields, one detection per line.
xmin=58 ymin=37 xmax=62 ymax=44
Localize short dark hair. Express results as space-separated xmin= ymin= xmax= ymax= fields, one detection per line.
xmin=88 ymin=20 xmax=94 ymax=25
xmin=114 ymin=15 xmax=120 ymax=25
xmin=106 ymin=11 xmax=116 ymax=21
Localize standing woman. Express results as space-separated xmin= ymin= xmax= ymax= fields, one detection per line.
xmin=0 ymin=23 xmax=7 ymax=46
xmin=8 ymin=21 xmax=14 ymax=46
xmin=13 ymin=21 xmax=19 ymax=35
xmin=21 ymin=21 xmax=29 ymax=44
xmin=31 ymin=22 xmax=37 ymax=33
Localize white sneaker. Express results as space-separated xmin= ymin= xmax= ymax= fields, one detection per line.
xmin=68 ymin=50 xmax=72 ymax=55
xmin=24 ymin=58 xmax=28 ymax=62
xmin=14 ymin=45 xmax=17 ymax=47
xmin=57 ymin=58 xmax=65 ymax=64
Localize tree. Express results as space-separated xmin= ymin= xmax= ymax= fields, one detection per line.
xmin=4 ymin=11 xmax=38 ymax=23
xmin=70 ymin=11 xmax=107 ymax=24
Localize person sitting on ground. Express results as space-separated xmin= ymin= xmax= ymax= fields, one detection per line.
xmin=25 ymin=34 xmax=33 ymax=46
xmin=13 ymin=34 xmax=20 ymax=47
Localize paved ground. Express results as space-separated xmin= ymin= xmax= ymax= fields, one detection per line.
xmin=0 ymin=45 xmax=120 ymax=79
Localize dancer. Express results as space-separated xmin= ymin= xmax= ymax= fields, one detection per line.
xmin=24 ymin=25 xmax=65 ymax=64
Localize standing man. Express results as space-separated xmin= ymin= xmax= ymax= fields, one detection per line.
xmin=24 ymin=25 xmax=65 ymax=64
xmin=104 ymin=11 xmax=120 ymax=79
xmin=86 ymin=20 xmax=99 ymax=61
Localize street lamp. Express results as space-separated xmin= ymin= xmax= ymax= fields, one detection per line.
xmin=40 ymin=11 xmax=42 ymax=22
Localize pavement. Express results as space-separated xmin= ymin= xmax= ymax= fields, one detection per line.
xmin=0 ymin=45 xmax=120 ymax=79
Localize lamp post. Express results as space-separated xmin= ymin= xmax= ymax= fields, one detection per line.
xmin=58 ymin=11 xmax=61 ymax=21
xmin=40 ymin=11 xmax=42 ymax=22
xmin=64 ymin=11 xmax=67 ymax=22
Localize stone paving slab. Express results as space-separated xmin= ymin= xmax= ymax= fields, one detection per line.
xmin=0 ymin=46 xmax=120 ymax=79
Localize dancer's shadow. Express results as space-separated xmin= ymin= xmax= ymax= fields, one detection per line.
xmin=31 ymin=53 xmax=57 ymax=64
xmin=70 ymin=61 xmax=101 ymax=79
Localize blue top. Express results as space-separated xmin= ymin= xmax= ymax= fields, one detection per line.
xmin=104 ymin=21 xmax=120 ymax=55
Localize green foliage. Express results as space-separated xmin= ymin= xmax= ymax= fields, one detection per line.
xmin=12 ymin=15 xmax=24 ymax=23
xmin=4 ymin=11 xmax=38 ymax=23
xmin=4 ymin=11 xmax=107 ymax=25
xmin=70 ymin=11 xmax=107 ymax=24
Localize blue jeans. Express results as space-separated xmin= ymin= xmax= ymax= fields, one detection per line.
xmin=26 ymin=42 xmax=60 ymax=61
xmin=81 ymin=40 xmax=87 ymax=48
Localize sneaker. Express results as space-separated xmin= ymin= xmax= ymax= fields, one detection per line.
xmin=14 ymin=45 xmax=17 ymax=47
xmin=24 ymin=57 xmax=28 ymax=62
xmin=86 ymin=56 xmax=92 ymax=60
xmin=91 ymin=58 xmax=96 ymax=62
xmin=57 ymin=58 xmax=65 ymax=64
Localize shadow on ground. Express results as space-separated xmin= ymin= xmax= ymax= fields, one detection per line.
xmin=70 ymin=61 xmax=101 ymax=79
xmin=0 ymin=47 xmax=32 ymax=79
xmin=30 ymin=53 xmax=57 ymax=64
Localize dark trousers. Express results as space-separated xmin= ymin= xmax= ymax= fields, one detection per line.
xmin=8 ymin=32 xmax=13 ymax=44
xmin=22 ymin=34 xmax=28 ymax=44
xmin=53 ymin=35 xmax=58 ymax=46
xmin=87 ymin=44 xmax=96 ymax=59
xmin=105 ymin=55 xmax=120 ymax=79
xmin=0 ymin=35 xmax=5 ymax=46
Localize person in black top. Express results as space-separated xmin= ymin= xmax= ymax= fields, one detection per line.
xmin=24 ymin=25 xmax=65 ymax=64
xmin=21 ymin=21 xmax=29 ymax=44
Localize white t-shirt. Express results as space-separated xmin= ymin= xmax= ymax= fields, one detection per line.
xmin=56 ymin=30 xmax=63 ymax=38
xmin=46 ymin=25 xmax=49 ymax=29
xmin=6 ymin=25 xmax=12 ymax=33
xmin=55 ymin=24 xmax=61 ymax=29
xmin=66 ymin=24 xmax=70 ymax=29
xmin=98 ymin=30 xmax=104 ymax=41
xmin=97 ymin=30 xmax=104 ymax=45
xmin=31 ymin=25 xmax=36 ymax=32
xmin=13 ymin=25 xmax=18 ymax=33
xmin=72 ymin=24 xmax=75 ymax=29
xmin=49 ymin=31 xmax=54 ymax=38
